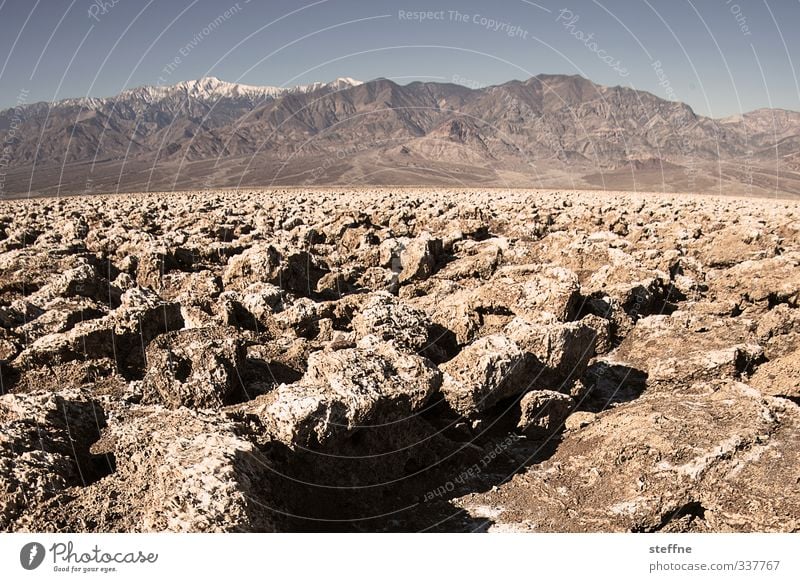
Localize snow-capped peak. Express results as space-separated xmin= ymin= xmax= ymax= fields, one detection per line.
xmin=51 ymin=76 xmax=363 ymax=110
xmin=326 ymin=77 xmax=363 ymax=89
xmin=119 ymin=76 xmax=362 ymax=103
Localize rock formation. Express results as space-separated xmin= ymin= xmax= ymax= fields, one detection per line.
xmin=0 ymin=188 xmax=798 ymax=532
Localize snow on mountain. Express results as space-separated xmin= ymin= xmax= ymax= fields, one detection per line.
xmin=53 ymin=76 xmax=363 ymax=109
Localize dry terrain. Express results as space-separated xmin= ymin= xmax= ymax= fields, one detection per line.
xmin=0 ymin=187 xmax=798 ymax=532
xmin=3 ymin=76 xmax=800 ymax=198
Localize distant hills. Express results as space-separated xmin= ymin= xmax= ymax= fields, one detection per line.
xmin=1 ymin=74 xmax=798 ymax=197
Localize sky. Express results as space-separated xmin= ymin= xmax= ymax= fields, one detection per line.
xmin=0 ymin=0 xmax=798 ymax=117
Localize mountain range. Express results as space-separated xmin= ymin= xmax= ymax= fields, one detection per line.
xmin=1 ymin=74 xmax=798 ymax=197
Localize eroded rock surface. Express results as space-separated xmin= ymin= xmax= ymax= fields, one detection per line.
xmin=142 ymin=326 xmax=248 ymax=409
xmin=0 ymin=188 xmax=798 ymax=532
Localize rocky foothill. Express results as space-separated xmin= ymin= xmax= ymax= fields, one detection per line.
xmin=0 ymin=188 xmax=798 ymax=532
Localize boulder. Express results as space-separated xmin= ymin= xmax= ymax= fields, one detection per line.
xmin=483 ymin=264 xmax=581 ymax=323
xmin=749 ymin=349 xmax=800 ymax=400
xmin=706 ymin=255 xmax=800 ymax=315
xmin=456 ymin=381 xmax=800 ymax=532
xmin=612 ymin=313 xmax=763 ymax=388
xmin=223 ymin=245 xmax=328 ymax=295
xmin=517 ymin=390 xmax=575 ymax=439
xmin=579 ymin=314 xmax=612 ymax=353
xmin=274 ymin=298 xmax=333 ymax=339
xmin=504 ymin=317 xmax=597 ymax=389
xmin=399 ymin=233 xmax=443 ymax=283
xmin=438 ymin=237 xmax=506 ymax=280
xmin=142 ymin=327 xmax=247 ymax=409
xmin=22 ymin=407 xmax=277 ymax=532
xmin=440 ymin=334 xmax=528 ymax=417
xmin=240 ymin=282 xmax=284 ymax=316
xmin=250 ymin=343 xmax=440 ymax=448
xmin=113 ymin=287 xmax=184 ymax=340
xmin=15 ymin=287 xmax=183 ymax=371
xmin=351 ymin=292 xmax=432 ymax=353
xmin=0 ymin=390 xmax=108 ymax=530
xmin=17 ymin=298 xmax=107 ymax=342
xmin=34 ymin=262 xmax=109 ymax=302
xmin=689 ymin=226 xmax=781 ymax=269
xmin=583 ymin=249 xmax=670 ymax=320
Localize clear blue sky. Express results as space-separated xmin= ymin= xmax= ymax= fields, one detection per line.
xmin=0 ymin=0 xmax=798 ymax=117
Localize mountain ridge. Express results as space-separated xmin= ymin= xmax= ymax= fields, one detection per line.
xmin=5 ymin=74 xmax=795 ymax=120
xmin=5 ymin=76 xmax=364 ymax=112
xmin=1 ymin=74 xmax=798 ymax=197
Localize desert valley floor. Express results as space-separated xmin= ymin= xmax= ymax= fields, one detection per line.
xmin=0 ymin=187 xmax=798 ymax=532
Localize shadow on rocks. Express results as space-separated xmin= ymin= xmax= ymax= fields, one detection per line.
xmin=577 ymin=361 xmax=649 ymax=413
xmin=256 ymin=390 xmax=571 ymax=532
